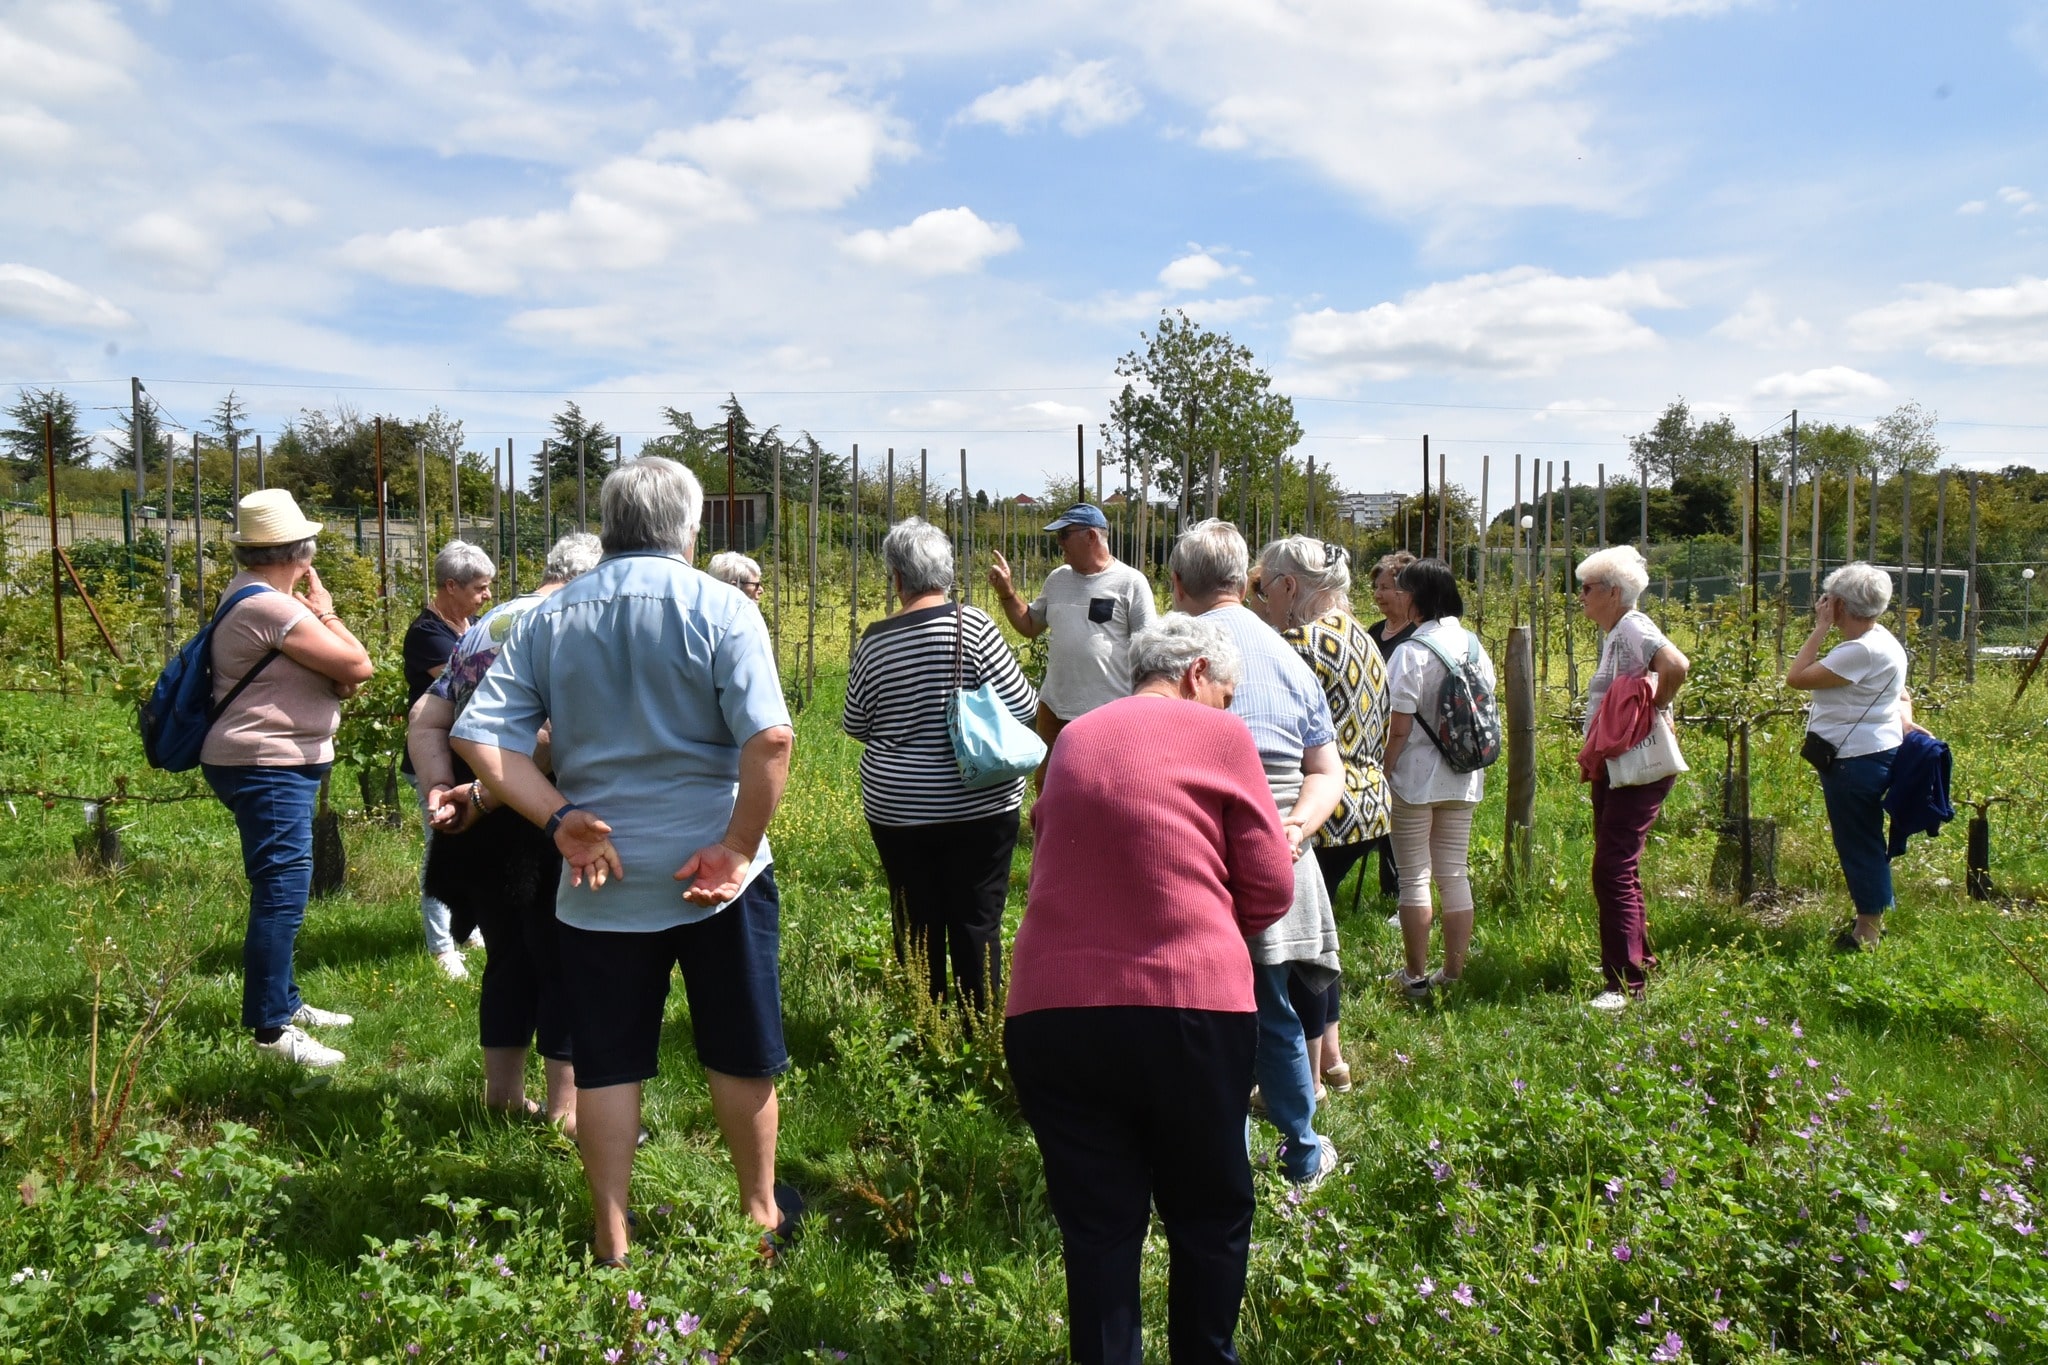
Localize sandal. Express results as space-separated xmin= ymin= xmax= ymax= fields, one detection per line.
xmin=1322 ymin=1061 xmax=1353 ymax=1094
xmin=760 ymin=1183 xmax=806 ymax=1258
xmin=1834 ymin=925 xmax=1883 ymax=953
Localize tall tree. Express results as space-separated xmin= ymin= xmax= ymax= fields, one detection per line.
xmin=210 ymin=390 xmax=250 ymax=455
xmin=3 ymin=387 xmax=97 ymax=473
xmin=531 ymin=401 xmax=613 ymax=494
xmin=1108 ymin=311 xmax=1302 ymax=512
xmin=1628 ymin=398 xmax=1748 ymax=486
xmin=109 ymin=393 xmax=176 ymax=479
xmin=1869 ymin=401 xmax=1943 ymax=476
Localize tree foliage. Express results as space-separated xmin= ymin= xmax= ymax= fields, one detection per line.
xmin=3 ymin=388 xmax=97 ymax=473
xmin=1627 ymin=398 xmax=1748 ymax=486
xmin=530 ymin=402 xmax=613 ymax=494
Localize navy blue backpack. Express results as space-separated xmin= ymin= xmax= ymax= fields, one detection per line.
xmin=139 ymin=585 xmax=283 ymax=771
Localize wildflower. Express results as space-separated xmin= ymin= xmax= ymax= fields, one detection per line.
xmin=1612 ymin=1242 xmax=1633 ymax=1263
xmin=627 ymin=1290 xmax=646 ymax=1311
xmin=647 ymin=1319 xmax=668 ymax=1336
xmin=1890 ymin=1278 xmax=1909 ymax=1291
xmin=1650 ymin=1331 xmax=1685 ymax=1362
xmin=1905 ymin=1230 xmax=1926 ymax=1245
xmin=1711 ymin=1318 xmax=1731 ymax=1332
xmin=676 ymin=1313 xmax=701 ymax=1336
xmin=655 ymin=1203 xmax=674 ymax=1216
xmin=1660 ymin=1168 xmax=1677 ymax=1190
xmin=1855 ymin=1214 xmax=1870 ymax=1235
xmin=1523 ymin=1272 xmax=1540 ymax=1285
xmin=1511 ymin=1078 xmax=1526 ymax=1094
xmin=1395 ymin=1052 xmax=1411 ymax=1066
xmin=604 ymin=1351 xmax=623 ymax=1365
xmin=939 ymin=1272 xmax=954 ymax=1286
xmin=961 ymin=1272 xmax=974 ymax=1285
xmin=1636 ymin=1309 xmax=1655 ymax=1326
xmin=1431 ymin=1162 xmax=1452 ymax=1183
xmin=1417 ymin=1276 xmax=1436 ymax=1298
xmin=1988 ymin=1310 xmax=2008 ymax=1324
xmin=1452 ymin=1284 xmax=1475 ymax=1307
xmin=1940 ymin=1191 xmax=1956 ymax=1205
xmin=1604 ymin=1177 xmax=1624 ymax=1203
xmin=2017 ymin=1221 xmax=2037 ymax=1236
xmin=1790 ymin=1020 xmax=1804 ymax=1038
xmin=408 ymin=1348 xmax=422 ymax=1358
xmin=1364 ymin=1313 xmax=1381 ymax=1326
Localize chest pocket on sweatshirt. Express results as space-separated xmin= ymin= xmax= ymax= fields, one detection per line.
xmin=1088 ymin=596 xmax=1117 ymax=625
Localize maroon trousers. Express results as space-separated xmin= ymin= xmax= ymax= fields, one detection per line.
xmin=1589 ymin=773 xmax=1675 ymax=996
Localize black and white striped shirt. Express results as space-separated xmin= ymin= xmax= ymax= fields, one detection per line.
xmin=843 ymin=603 xmax=1039 ymax=826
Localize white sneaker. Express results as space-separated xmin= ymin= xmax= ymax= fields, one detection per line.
xmin=291 ymin=1003 xmax=353 ymax=1029
xmin=1589 ymin=990 xmax=1630 ymax=1012
xmin=435 ymin=949 xmax=470 ymax=981
xmin=464 ymin=929 xmax=485 ymax=949
xmin=256 ymin=1025 xmax=344 ymax=1069
xmin=1293 ymin=1135 xmax=1340 ymax=1192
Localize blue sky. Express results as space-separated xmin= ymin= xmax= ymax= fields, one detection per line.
xmin=3 ymin=0 xmax=2045 ymax=499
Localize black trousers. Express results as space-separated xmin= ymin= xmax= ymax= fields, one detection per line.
xmin=423 ymin=808 xmax=571 ymax=1061
xmin=1005 ymin=1007 xmax=1257 ymax=1365
xmin=868 ymin=810 xmax=1019 ymax=1009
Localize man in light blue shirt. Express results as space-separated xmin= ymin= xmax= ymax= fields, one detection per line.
xmin=454 ymin=457 xmax=797 ymax=1264
xmin=1168 ymin=519 xmax=1344 ymax=1188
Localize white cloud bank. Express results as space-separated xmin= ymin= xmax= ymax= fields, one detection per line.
xmin=1289 ymin=266 xmax=1677 ymax=379
xmin=1848 ymin=277 xmax=2048 ymax=366
xmin=0 ymin=263 xmax=133 ymax=331
xmin=1752 ymin=366 xmax=1889 ymax=402
xmin=959 ymin=60 xmax=1142 ymax=135
xmin=841 ymin=207 xmax=1021 ymax=276
xmin=1158 ymin=251 xmax=1243 ymax=292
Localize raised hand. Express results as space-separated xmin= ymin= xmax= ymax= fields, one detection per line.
xmin=985 ymin=549 xmax=1015 ymax=599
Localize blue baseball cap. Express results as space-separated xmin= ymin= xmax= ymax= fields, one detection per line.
xmin=1043 ymin=503 xmax=1109 ymax=532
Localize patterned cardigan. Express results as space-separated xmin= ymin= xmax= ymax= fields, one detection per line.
xmin=1282 ymin=608 xmax=1392 ymax=847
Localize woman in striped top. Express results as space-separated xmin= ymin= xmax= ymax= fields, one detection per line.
xmin=845 ymin=517 xmax=1038 ymax=1008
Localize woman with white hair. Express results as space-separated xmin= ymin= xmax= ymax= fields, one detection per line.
xmin=707 ymin=551 xmax=763 ymax=602
xmin=404 ymin=538 xmax=496 ymax=978
xmin=1253 ymin=535 xmax=1390 ymax=1092
xmin=1006 ymin=613 xmax=1295 ymax=1365
xmin=1787 ymin=562 xmax=1921 ymax=952
xmin=844 ymin=518 xmax=1037 ymax=1010
xmin=408 ymin=532 xmax=603 ymax=1131
xmin=1574 ymin=545 xmax=1691 ymax=1010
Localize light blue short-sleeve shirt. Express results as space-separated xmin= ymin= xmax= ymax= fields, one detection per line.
xmin=451 ymin=552 xmax=793 ymax=933
xmin=1201 ymin=603 xmax=1336 ymax=766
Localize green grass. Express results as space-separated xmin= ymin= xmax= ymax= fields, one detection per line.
xmin=2 ymin=664 xmax=2048 ymax=1362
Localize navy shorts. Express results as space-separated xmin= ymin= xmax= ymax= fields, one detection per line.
xmin=557 ymin=867 xmax=788 ymax=1088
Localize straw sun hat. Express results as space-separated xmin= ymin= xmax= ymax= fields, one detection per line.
xmin=230 ymin=489 xmax=323 ymax=546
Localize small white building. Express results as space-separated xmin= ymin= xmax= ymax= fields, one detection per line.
xmin=1335 ymin=491 xmax=1407 ymax=530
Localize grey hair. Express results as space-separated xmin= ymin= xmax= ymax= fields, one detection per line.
xmin=1824 ymin=561 xmax=1894 ymax=620
xmin=706 ymin=551 xmax=762 ymax=587
xmin=542 ymin=531 xmax=603 ymax=584
xmin=1169 ymin=518 xmax=1250 ymax=598
xmin=1574 ymin=545 xmax=1651 ymax=608
xmin=1128 ymin=613 xmax=1242 ymax=690
xmin=882 ymin=517 xmax=955 ymax=597
xmin=433 ymin=539 xmax=495 ymax=588
xmin=231 ymin=537 xmax=317 ymax=569
xmin=1258 ymin=535 xmax=1353 ymax=623
xmin=1372 ymin=550 xmax=1416 ymax=587
xmin=601 ymin=457 xmax=701 ymax=556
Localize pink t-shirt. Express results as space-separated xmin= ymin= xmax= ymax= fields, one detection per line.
xmin=198 ymin=573 xmax=341 ymax=767
xmin=1005 ymin=695 xmax=1296 ymax=1017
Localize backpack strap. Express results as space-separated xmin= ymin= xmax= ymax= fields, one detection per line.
xmin=1406 ymin=627 xmax=1477 ymax=760
xmin=205 ymin=585 xmax=286 ymax=725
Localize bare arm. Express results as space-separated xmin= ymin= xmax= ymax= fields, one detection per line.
xmin=671 ymin=724 xmax=795 ymax=905
xmin=1649 ymin=642 xmax=1690 ymax=709
xmin=1284 ymin=741 xmax=1344 ymax=857
xmin=279 ymin=567 xmax=373 ymax=686
xmin=1786 ymin=595 xmax=1850 ymax=691
xmin=452 ymin=739 xmax=623 ymax=890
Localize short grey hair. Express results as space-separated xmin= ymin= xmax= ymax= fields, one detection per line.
xmin=1372 ymin=550 xmax=1416 ymax=587
xmin=542 ymin=531 xmax=602 ymax=584
xmin=882 ymin=517 xmax=955 ymax=597
xmin=1169 ymin=518 xmax=1250 ymax=598
xmin=601 ymin=457 xmax=701 ymax=556
xmin=1575 ymin=545 xmax=1651 ymax=607
xmin=1258 ymin=535 xmax=1353 ymax=622
xmin=433 ymin=539 xmax=494 ymax=588
xmin=707 ymin=551 xmax=762 ymax=587
xmin=1128 ymin=613 xmax=1242 ymax=690
xmin=1824 ymin=561 xmax=1893 ymax=620
xmin=231 ymin=537 xmax=316 ymax=569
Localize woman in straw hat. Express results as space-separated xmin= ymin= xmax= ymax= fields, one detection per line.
xmin=203 ymin=489 xmax=374 ymax=1069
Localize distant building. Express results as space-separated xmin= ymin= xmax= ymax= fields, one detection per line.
xmin=1335 ymin=491 xmax=1407 ymax=530
xmin=1012 ymin=493 xmax=1040 ymax=506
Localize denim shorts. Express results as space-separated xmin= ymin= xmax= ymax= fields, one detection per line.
xmin=556 ymin=867 xmax=788 ymax=1087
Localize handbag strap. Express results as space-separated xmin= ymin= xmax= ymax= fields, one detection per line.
xmin=1817 ymin=662 xmax=1900 ymax=743
xmin=951 ymin=600 xmax=967 ymax=693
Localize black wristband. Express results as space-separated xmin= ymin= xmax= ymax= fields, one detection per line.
xmin=544 ymin=802 xmax=580 ymax=838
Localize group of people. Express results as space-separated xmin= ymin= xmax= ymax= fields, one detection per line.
xmin=193 ymin=466 xmax=1929 ymax=1363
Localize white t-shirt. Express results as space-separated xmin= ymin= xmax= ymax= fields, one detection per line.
xmin=1585 ymin=609 xmax=1673 ymax=732
xmin=1387 ymin=616 xmax=1494 ymax=806
xmin=1030 ymin=559 xmax=1157 ymax=720
xmin=1808 ymin=625 xmax=1908 ymax=759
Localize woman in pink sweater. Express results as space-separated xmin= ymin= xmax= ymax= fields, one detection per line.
xmin=1006 ymin=614 xmax=1296 ymax=1365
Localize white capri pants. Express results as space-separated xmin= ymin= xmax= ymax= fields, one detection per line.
xmin=1390 ymin=797 xmax=1478 ymax=914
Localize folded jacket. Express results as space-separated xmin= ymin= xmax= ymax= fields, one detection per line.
xmin=1579 ymin=673 xmax=1654 ymax=783
xmin=1883 ymin=727 xmax=1955 ymax=858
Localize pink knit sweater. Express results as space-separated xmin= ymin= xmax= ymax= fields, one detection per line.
xmin=1006 ymin=695 xmax=1297 ymax=1017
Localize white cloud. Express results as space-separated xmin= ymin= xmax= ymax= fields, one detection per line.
xmin=1288 ymin=266 xmax=1677 ymax=379
xmin=342 ymin=190 xmax=679 ymax=294
xmin=647 ymin=72 xmax=913 ymax=211
xmin=1752 ymin=366 xmax=1890 ymax=402
xmin=0 ymin=263 xmax=133 ymax=331
xmin=1158 ymin=251 xmax=1242 ymax=292
xmin=113 ymin=211 xmax=222 ymax=284
xmin=1957 ymin=200 xmax=1987 ymax=215
xmin=1848 ymin=277 xmax=2048 ymax=366
xmin=960 ymin=60 xmax=1142 ymax=135
xmin=841 ymin=207 xmax=1021 ymax=276
xmin=0 ymin=1 xmax=142 ymax=104
xmin=1710 ymin=291 xmax=1815 ymax=348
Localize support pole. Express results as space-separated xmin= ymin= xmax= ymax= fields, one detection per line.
xmin=1421 ymin=435 xmax=1431 ymax=558
xmin=1475 ymin=455 xmax=1491 ymax=634
xmin=255 ymin=433 xmax=266 ymax=490
xmin=1810 ymin=462 xmax=1823 ymax=597
xmin=161 ymin=431 xmax=175 ymax=664
xmin=725 ymin=419 xmax=736 ymax=553
xmin=1965 ymin=473 xmax=1981 ymax=684
xmin=193 ymin=432 xmax=205 ymax=614
xmin=807 ymin=437 xmax=820 ymax=707
xmin=1563 ymin=461 xmax=1577 ymax=698
xmin=1897 ymin=471 xmax=1912 ymax=640
xmin=492 ymin=449 xmax=502 ymax=571
xmin=1076 ymin=423 xmax=1086 ymax=502
xmin=1437 ymin=448 xmax=1448 ymax=561
xmin=849 ymin=443 xmax=860 ymax=656
xmin=418 ymin=422 xmax=429 ymax=602
xmin=131 ymin=377 xmax=146 ymax=505
xmin=1504 ymin=625 xmax=1535 ymax=885
xmin=45 ymin=412 xmax=64 ymax=671
xmin=959 ymin=447 xmax=971 ymax=605
xmin=375 ymin=417 xmax=390 ymax=646
xmin=772 ymin=438 xmax=783 ymax=663
xmin=1931 ymin=470 xmax=1948 ymax=682
xmin=1511 ymin=453 xmax=1523 ymax=628
xmin=1597 ymin=462 xmax=1606 ymax=547
xmin=1540 ymin=462 xmax=1554 ymax=688
xmin=507 ymin=439 xmax=519 ymax=596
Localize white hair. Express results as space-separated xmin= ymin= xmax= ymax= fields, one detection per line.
xmin=601 ymin=457 xmax=701 ymax=556
xmin=231 ymin=537 xmax=316 ymax=569
xmin=1258 ymin=535 xmax=1353 ymax=622
xmin=882 ymin=517 xmax=955 ymax=597
xmin=433 ymin=539 xmax=494 ymax=588
xmin=1824 ymin=561 xmax=1894 ymax=620
xmin=1169 ymin=518 xmax=1250 ymax=598
xmin=1128 ymin=613 xmax=1242 ymax=690
xmin=543 ymin=531 xmax=602 ymax=583
xmin=707 ymin=551 xmax=762 ymax=587
xmin=1574 ymin=545 xmax=1651 ymax=607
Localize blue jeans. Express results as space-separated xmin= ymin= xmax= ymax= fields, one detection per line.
xmin=1252 ymin=964 xmax=1324 ymax=1181
xmin=204 ymin=763 xmax=329 ymax=1030
xmin=404 ymin=773 xmax=458 ymax=955
xmin=1818 ymin=747 xmax=1897 ymax=917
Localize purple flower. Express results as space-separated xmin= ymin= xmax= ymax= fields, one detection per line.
xmin=1431 ymin=1162 xmax=1453 ymax=1182
xmin=938 ymin=1272 xmax=954 ymax=1286
xmin=1856 ymin=1214 xmax=1870 ymax=1235
xmin=961 ymin=1272 xmax=975 ymax=1285
xmin=1511 ymin=1078 xmax=1526 ymax=1094
xmin=1650 ymin=1331 xmax=1685 ymax=1362
xmin=1988 ymin=1309 xmax=2008 ymax=1324
xmin=1612 ymin=1242 xmax=1633 ymax=1263
xmin=1604 ymin=1177 xmax=1624 ymax=1203
xmin=1395 ymin=1052 xmax=1411 ymax=1066
xmin=2017 ymin=1221 xmax=2037 ymax=1236
xmin=604 ymin=1351 xmax=623 ymax=1365
xmin=1660 ymin=1168 xmax=1677 ymax=1190
xmin=1417 ymin=1276 xmax=1436 ymax=1298
xmin=1711 ymin=1318 xmax=1731 ymax=1332
xmin=1905 ymin=1230 xmax=1926 ymax=1245
xmin=1806 ymin=1057 xmax=1821 ymax=1069
xmin=1636 ymin=1309 xmax=1655 ymax=1326
xmin=1452 ymin=1284 xmax=1475 ymax=1307
xmin=627 ymin=1290 xmax=645 ymax=1312
xmin=675 ymin=1313 xmax=700 ymax=1337
xmin=407 ymin=1348 xmax=421 ymax=1359
xmin=1364 ymin=1313 xmax=1381 ymax=1326
xmin=1890 ymin=1278 xmax=1909 ymax=1291
xmin=1941 ymin=1191 xmax=1956 ymax=1205
xmin=1791 ymin=1020 xmax=1804 ymax=1038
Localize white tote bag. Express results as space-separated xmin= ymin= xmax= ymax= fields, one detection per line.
xmin=1606 ymin=708 xmax=1688 ymax=788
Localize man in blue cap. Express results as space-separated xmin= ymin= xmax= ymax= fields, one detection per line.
xmin=987 ymin=503 xmax=1157 ymax=782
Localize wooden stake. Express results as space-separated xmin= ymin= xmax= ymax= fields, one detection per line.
xmin=44 ymin=411 xmax=63 ymax=670
xmin=376 ymin=416 xmax=390 ymax=646
xmin=1965 ymin=473 xmax=1980 ymax=684
xmin=807 ymin=439 xmax=819 ymax=706
xmin=1931 ymin=470 xmax=1948 ymax=682
xmin=1475 ymin=454 xmax=1490 ymax=634
xmin=1504 ymin=625 xmax=1535 ymax=885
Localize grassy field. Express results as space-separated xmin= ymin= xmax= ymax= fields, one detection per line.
xmin=3 ymin=622 xmax=2048 ymax=1361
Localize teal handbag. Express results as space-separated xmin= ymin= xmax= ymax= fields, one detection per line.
xmin=945 ymin=602 xmax=1047 ymax=790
